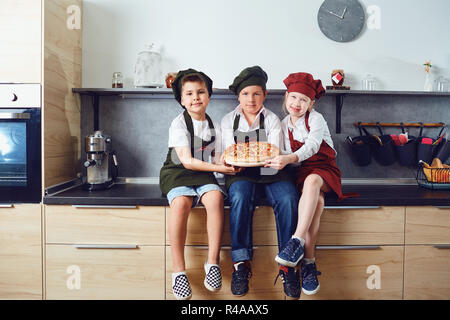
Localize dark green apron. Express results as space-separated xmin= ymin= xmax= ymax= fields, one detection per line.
xmin=159 ymin=111 xmax=219 ymax=196
xmin=224 ymin=112 xmax=292 ymax=190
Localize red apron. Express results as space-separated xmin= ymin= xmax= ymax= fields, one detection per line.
xmin=288 ymin=112 xmax=358 ymax=201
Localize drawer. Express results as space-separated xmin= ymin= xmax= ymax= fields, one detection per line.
xmin=404 ymin=245 xmax=450 ymax=300
xmin=165 ymin=246 xmax=284 ymax=300
xmin=46 ymin=244 xmax=165 ymax=300
xmin=45 ymin=205 xmax=165 ymax=245
xmin=166 ymin=206 xmax=277 ymax=246
xmin=0 ymin=204 xmax=42 ymax=299
xmin=317 ymin=206 xmax=404 ymax=245
xmin=301 ymin=246 xmax=403 ymax=300
xmin=405 ymin=206 xmax=450 ymax=244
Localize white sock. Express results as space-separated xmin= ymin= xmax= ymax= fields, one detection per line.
xmin=172 ymin=271 xmax=187 ymax=286
xmin=292 ymin=235 xmax=306 ymax=247
xmin=303 ymin=257 xmax=316 ymax=265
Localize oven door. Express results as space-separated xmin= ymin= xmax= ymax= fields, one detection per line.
xmin=0 ymin=108 xmax=41 ymax=203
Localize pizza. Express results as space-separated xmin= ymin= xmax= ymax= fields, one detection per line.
xmin=223 ymin=141 xmax=280 ymax=167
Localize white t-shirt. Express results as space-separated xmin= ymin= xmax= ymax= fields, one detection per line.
xmin=281 ymin=110 xmax=336 ymax=162
xmin=220 ymin=105 xmax=282 ymax=152
xmin=168 ymin=112 xmax=222 ymax=163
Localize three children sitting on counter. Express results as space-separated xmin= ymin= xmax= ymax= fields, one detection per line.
xmin=160 ymin=66 xmax=357 ymax=300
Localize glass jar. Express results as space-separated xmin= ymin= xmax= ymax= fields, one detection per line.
xmin=112 ymin=72 xmax=123 ymax=88
xmin=133 ymin=43 xmax=163 ymax=88
xmin=435 ymin=76 xmax=449 ymax=92
xmin=362 ymin=74 xmax=375 ymax=90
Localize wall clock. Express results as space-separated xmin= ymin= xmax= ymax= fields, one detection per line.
xmin=317 ymin=0 xmax=365 ymax=42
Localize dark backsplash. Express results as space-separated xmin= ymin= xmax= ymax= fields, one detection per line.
xmin=80 ymin=93 xmax=450 ymax=179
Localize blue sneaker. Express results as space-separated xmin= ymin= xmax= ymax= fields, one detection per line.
xmin=301 ymin=262 xmax=321 ymax=295
xmin=274 ymin=266 xmax=301 ymax=300
xmin=275 ymin=237 xmax=304 ymax=267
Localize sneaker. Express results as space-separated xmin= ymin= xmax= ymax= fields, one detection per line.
xmin=275 ymin=237 xmax=304 ymax=267
xmin=274 ymin=265 xmax=301 ymax=300
xmin=301 ymin=262 xmax=321 ymax=295
xmin=231 ymin=261 xmax=252 ymax=296
xmin=204 ymin=262 xmax=222 ymax=292
xmin=172 ymin=273 xmax=192 ymax=300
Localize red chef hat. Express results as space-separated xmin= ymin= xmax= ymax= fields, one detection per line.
xmin=283 ymin=72 xmax=325 ymax=100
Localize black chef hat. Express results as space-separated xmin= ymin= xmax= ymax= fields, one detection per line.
xmin=172 ymin=68 xmax=213 ymax=106
xmin=229 ymin=66 xmax=268 ymax=95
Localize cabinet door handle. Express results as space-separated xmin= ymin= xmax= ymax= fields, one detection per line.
xmin=0 ymin=204 xmax=14 ymax=208
xmin=316 ymin=245 xmax=381 ymax=250
xmin=0 ymin=112 xmax=31 ymax=119
xmin=435 ymin=206 xmax=450 ymax=209
xmin=72 ymin=205 xmax=137 ymax=209
xmin=324 ymin=206 xmax=380 ymax=210
xmin=73 ymin=244 xmax=139 ymax=249
xmin=433 ymin=245 xmax=450 ymax=249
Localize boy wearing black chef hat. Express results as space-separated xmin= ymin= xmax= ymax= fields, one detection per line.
xmin=221 ymin=66 xmax=300 ymax=299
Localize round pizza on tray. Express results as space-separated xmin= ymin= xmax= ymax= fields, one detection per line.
xmin=223 ymin=141 xmax=280 ymax=167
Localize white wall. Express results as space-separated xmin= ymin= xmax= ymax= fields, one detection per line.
xmin=82 ymin=0 xmax=450 ymax=90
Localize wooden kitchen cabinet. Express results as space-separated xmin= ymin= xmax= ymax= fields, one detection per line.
xmin=45 ymin=205 xmax=165 ymax=245
xmin=405 ymin=206 xmax=450 ymax=245
xmin=46 ymin=244 xmax=164 ymax=300
xmin=300 ymin=246 xmax=404 ymax=300
xmin=165 ymin=246 xmax=284 ymax=300
xmin=44 ymin=205 xmax=166 ymax=299
xmin=404 ymin=245 xmax=450 ymax=300
xmin=404 ymin=206 xmax=450 ymax=299
xmin=0 ymin=0 xmax=42 ymax=83
xmin=317 ymin=206 xmax=404 ymax=245
xmin=0 ymin=204 xmax=42 ymax=300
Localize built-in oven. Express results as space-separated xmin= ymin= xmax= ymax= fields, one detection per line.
xmin=0 ymin=84 xmax=41 ymax=203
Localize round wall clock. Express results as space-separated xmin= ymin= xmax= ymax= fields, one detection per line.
xmin=317 ymin=0 xmax=365 ymax=42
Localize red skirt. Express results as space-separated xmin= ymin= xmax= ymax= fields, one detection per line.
xmin=294 ymin=152 xmax=357 ymax=201
xmin=288 ymin=112 xmax=359 ymax=201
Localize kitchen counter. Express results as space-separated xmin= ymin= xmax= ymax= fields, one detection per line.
xmin=44 ymin=181 xmax=450 ymax=207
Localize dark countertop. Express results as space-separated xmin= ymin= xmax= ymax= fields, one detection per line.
xmin=43 ymin=182 xmax=450 ymax=207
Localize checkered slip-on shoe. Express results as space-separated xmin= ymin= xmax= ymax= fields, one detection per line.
xmin=172 ymin=273 xmax=192 ymax=300
xmin=204 ymin=262 xmax=222 ymax=292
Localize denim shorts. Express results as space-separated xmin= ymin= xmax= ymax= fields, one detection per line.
xmin=167 ymin=184 xmax=225 ymax=207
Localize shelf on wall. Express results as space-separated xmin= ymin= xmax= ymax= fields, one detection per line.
xmin=73 ymin=88 xmax=450 ymax=133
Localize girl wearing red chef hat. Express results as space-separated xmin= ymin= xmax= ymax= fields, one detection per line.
xmin=265 ymin=72 xmax=358 ymax=297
